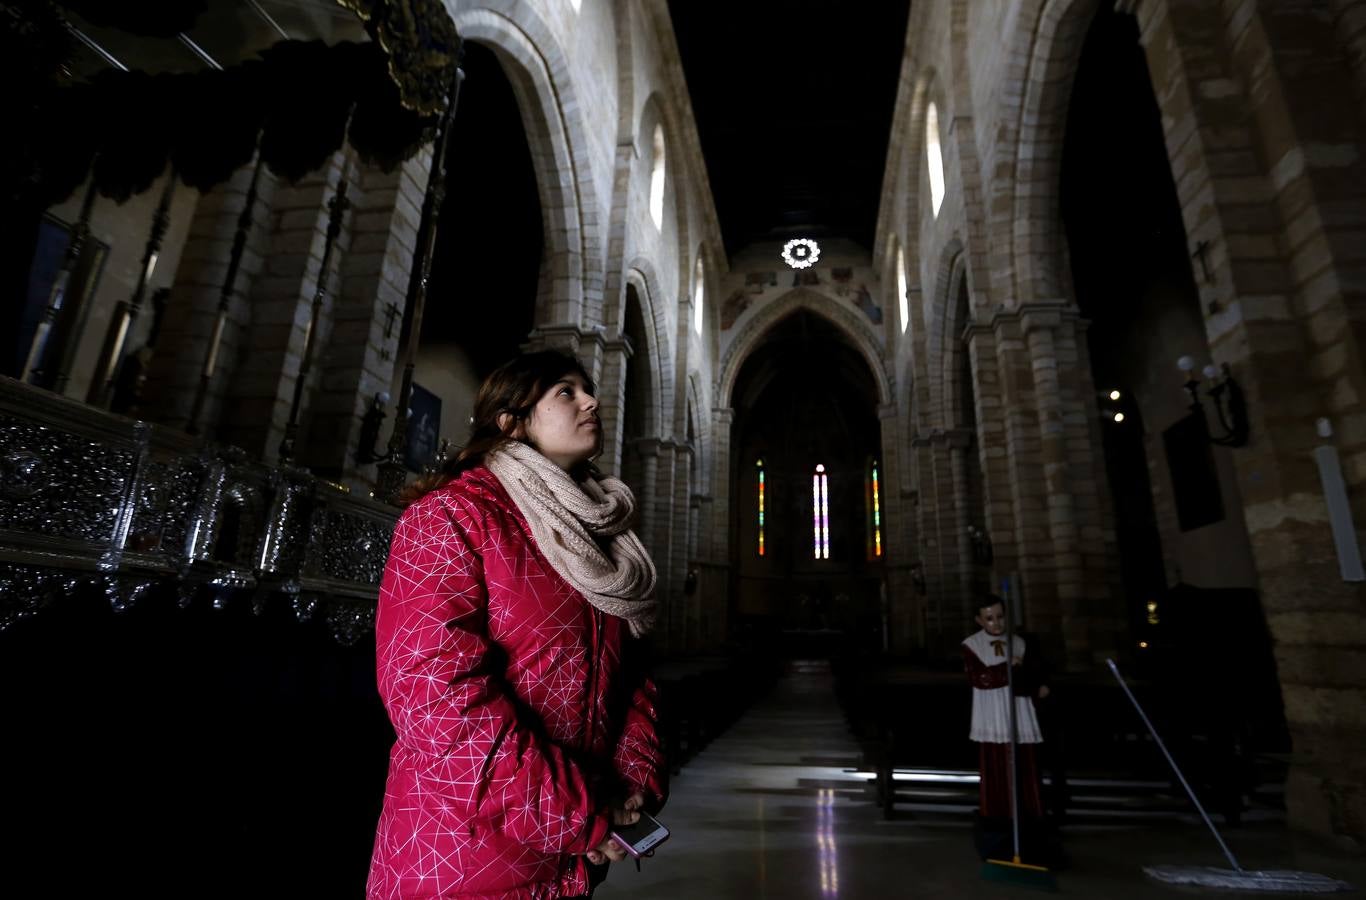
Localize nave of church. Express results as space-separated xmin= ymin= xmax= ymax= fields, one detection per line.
xmin=4 ymin=0 xmax=1366 ymax=894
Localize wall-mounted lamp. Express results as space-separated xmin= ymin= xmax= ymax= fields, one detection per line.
xmin=356 ymin=392 xmax=393 ymax=465
xmin=1177 ymin=356 xmax=1249 ymax=447
xmin=1100 ymin=387 xmax=1126 ymax=424
xmin=967 ymin=524 xmax=994 ymax=566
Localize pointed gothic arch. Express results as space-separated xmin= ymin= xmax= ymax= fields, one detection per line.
xmin=718 ymin=288 xmax=892 ymax=409
xmin=450 ymin=5 xmax=603 ymax=326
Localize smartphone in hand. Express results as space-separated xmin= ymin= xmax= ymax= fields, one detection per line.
xmin=610 ymin=811 xmax=670 ymax=859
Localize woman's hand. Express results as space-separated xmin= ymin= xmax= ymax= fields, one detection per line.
xmin=584 ymin=795 xmax=646 ymax=865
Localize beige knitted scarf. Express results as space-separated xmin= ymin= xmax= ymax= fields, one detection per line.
xmin=485 ymin=440 xmax=658 ymax=636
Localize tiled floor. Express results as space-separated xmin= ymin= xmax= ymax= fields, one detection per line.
xmin=596 ymin=664 xmax=1365 ymax=899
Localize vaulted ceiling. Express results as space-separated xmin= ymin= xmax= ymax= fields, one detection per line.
xmin=668 ymin=0 xmax=911 ymax=257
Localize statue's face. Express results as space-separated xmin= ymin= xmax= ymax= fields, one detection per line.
xmin=975 ymin=602 xmax=1006 ymax=636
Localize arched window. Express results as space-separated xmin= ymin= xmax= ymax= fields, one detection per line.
xmin=756 ymin=458 xmax=766 ymax=557
xmin=693 ymin=254 xmax=705 ymax=334
xmin=926 ymin=102 xmax=945 ymax=218
xmin=812 ymin=463 xmax=829 ymax=560
xmin=649 ymin=125 xmax=666 ymax=230
xmin=896 ymin=243 xmax=909 ymax=334
xmin=867 ymin=459 xmax=883 ymax=559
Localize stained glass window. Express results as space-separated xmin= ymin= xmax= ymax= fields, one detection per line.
xmin=813 ymin=464 xmax=829 ymax=559
xmin=868 ymin=459 xmax=883 ymax=558
xmin=756 ymin=458 xmax=766 ymax=556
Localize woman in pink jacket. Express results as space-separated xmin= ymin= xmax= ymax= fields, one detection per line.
xmin=368 ymin=350 xmax=666 ymax=899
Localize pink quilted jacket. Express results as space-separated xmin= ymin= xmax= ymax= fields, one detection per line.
xmin=367 ymin=466 xmax=666 ymax=899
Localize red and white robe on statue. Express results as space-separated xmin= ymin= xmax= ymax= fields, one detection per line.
xmin=962 ymin=629 xmax=1045 ymax=819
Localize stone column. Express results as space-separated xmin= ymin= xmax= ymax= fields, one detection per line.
xmin=988 ymin=308 xmax=1060 ymax=655
xmin=596 ymin=333 xmax=632 ymax=478
xmin=219 ymin=152 xmax=353 ymax=461
xmin=966 ymin=323 xmax=1021 ymax=602
xmin=1139 ymin=0 xmax=1366 ymax=843
xmin=304 ymin=152 xmax=430 ymax=488
xmin=671 ymin=444 xmax=693 ymax=650
xmin=704 ymin=407 xmax=735 ymax=651
xmin=879 ymin=403 xmax=918 ymax=653
xmin=1023 ymin=306 xmax=1086 ymax=658
xmin=651 ymin=441 xmax=678 ymax=653
xmin=141 ymin=161 xmax=278 ymax=431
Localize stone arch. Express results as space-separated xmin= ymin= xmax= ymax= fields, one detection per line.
xmin=993 ymin=0 xmax=1104 ymax=306
xmin=878 ymin=68 xmax=939 ymax=278
xmin=937 ymin=245 xmax=974 ymax=431
xmin=619 ymin=257 xmax=675 ymax=439
xmin=637 ymin=91 xmax=694 ymax=308
xmin=690 ymin=240 xmax=709 ymax=336
xmin=447 ymin=3 xmax=603 ymax=326
xmin=718 ymin=288 xmax=892 ymax=410
xmin=686 ymin=370 xmax=708 ymax=488
xmin=922 ymin=237 xmax=967 ymax=430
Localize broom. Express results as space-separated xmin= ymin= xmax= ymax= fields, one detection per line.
xmin=1105 ymin=659 xmax=1351 ymax=893
xmin=981 ymin=577 xmax=1058 ymax=892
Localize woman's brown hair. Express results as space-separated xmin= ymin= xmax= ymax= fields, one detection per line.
xmin=400 ymin=349 xmax=598 ymax=505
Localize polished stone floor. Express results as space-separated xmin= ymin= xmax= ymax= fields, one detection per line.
xmin=596 ymin=663 xmax=1365 ymax=899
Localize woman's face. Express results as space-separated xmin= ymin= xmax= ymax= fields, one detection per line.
xmin=518 ymin=373 xmax=602 ymax=470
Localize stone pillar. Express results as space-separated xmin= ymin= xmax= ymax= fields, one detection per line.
xmin=705 ymin=407 xmax=735 ymax=650
xmin=988 ymin=308 xmax=1060 ymax=655
xmin=304 ymin=151 xmax=430 ymax=488
xmin=966 ymin=322 xmax=1020 ymax=587
xmin=142 ymin=161 xmax=278 ymax=431
xmin=949 ymin=430 xmax=977 ymax=622
xmin=1140 ymin=0 xmax=1366 ymax=842
xmin=879 ymin=403 xmax=918 ymax=653
xmin=219 ymin=152 xmax=353 ymax=461
xmin=686 ymin=488 xmax=703 ymax=650
xmin=1023 ymin=306 xmax=1087 ymax=658
xmin=597 ymin=333 xmax=632 ymax=478
xmin=671 ymin=444 xmax=693 ymax=650
xmin=651 ymin=441 xmax=678 ymax=653
xmin=633 ymin=437 xmax=662 ymax=559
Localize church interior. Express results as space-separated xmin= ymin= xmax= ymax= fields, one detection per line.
xmin=3 ymin=0 xmax=1366 ymax=895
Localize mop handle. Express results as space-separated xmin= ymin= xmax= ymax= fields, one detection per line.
xmin=1105 ymin=659 xmax=1242 ymax=873
xmin=1004 ymin=581 xmax=1021 ymax=862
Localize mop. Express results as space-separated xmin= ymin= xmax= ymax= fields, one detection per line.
xmin=1106 ymin=659 xmax=1353 ymax=893
xmin=981 ymin=579 xmax=1058 ymax=891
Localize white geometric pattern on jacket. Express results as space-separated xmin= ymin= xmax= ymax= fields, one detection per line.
xmin=367 ymin=468 xmax=665 ymax=899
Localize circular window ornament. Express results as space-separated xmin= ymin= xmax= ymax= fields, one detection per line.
xmin=781 ymin=238 xmax=821 ymax=270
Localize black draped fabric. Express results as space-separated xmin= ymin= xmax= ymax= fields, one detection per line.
xmin=27 ymin=84 xmax=100 ymax=208
xmin=89 ymin=71 xmax=184 ymax=203
xmin=173 ymin=63 xmax=268 ymax=192
xmin=348 ymin=42 xmax=435 ymax=173
xmin=337 ymin=0 xmax=462 ymax=116
xmin=19 ymin=38 xmax=442 ymax=205
xmin=257 ymin=41 xmax=436 ymax=183
xmin=258 ymin=41 xmax=364 ymax=184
